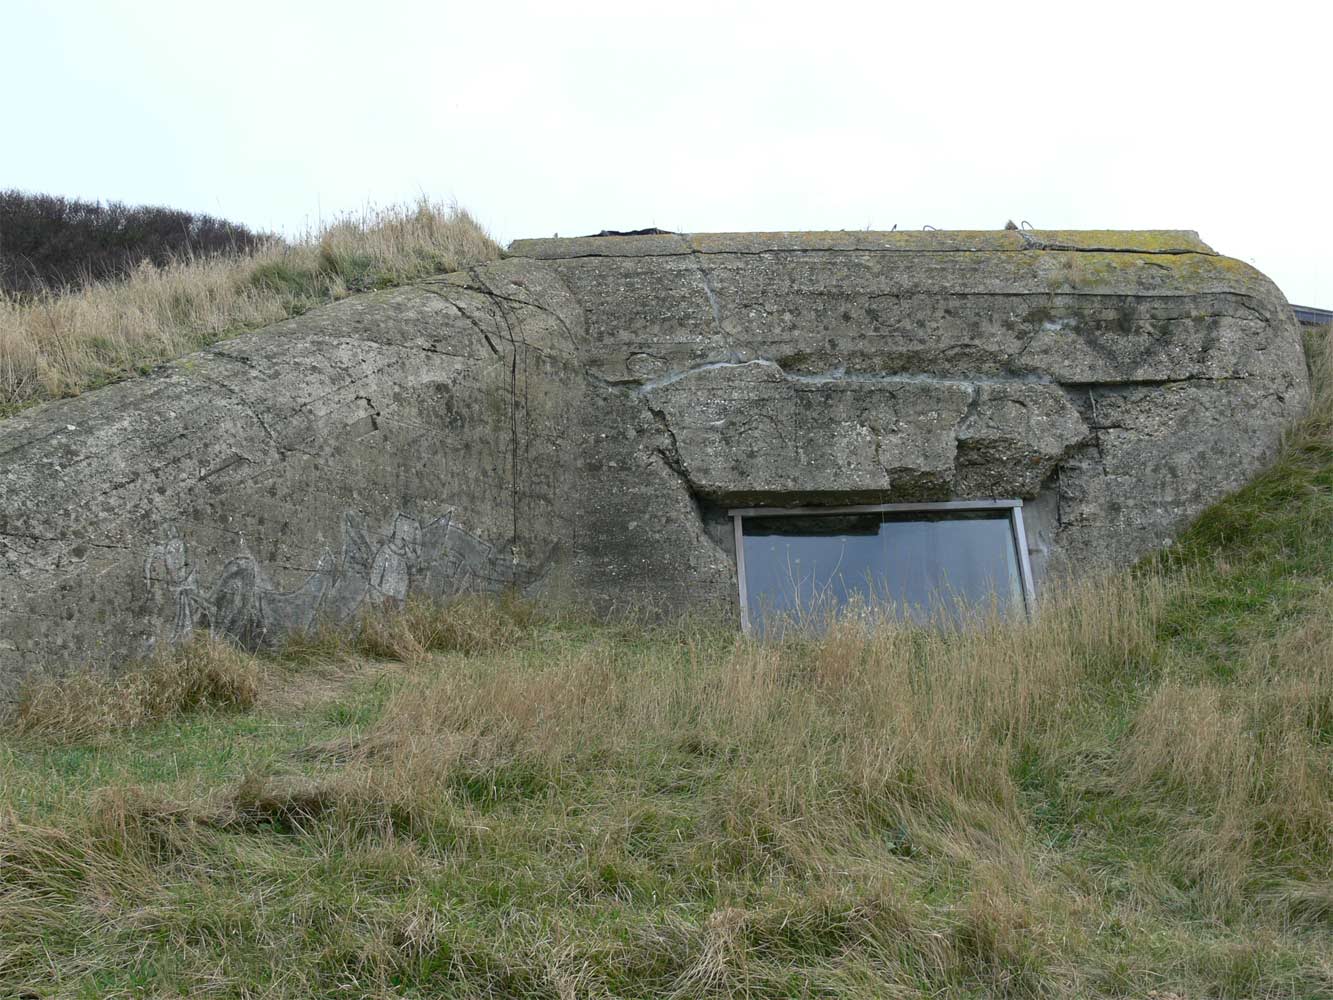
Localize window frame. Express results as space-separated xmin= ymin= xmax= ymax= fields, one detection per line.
xmin=729 ymin=499 xmax=1036 ymax=634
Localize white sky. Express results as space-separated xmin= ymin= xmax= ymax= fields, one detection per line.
xmin=6 ymin=0 xmax=1330 ymax=306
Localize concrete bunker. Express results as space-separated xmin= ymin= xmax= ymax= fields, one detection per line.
xmin=0 ymin=229 xmax=1312 ymax=684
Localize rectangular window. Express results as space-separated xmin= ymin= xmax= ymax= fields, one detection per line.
xmin=730 ymin=500 xmax=1035 ymax=635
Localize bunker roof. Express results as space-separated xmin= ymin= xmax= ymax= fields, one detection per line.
xmin=509 ymin=229 xmax=1216 ymax=259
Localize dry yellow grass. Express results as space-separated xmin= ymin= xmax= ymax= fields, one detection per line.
xmin=1 ymin=564 xmax=1329 ymax=996
xmin=0 ymin=199 xmax=500 ymax=413
xmin=358 ymin=572 xmax=1164 ymax=823
xmin=9 ymin=637 xmax=259 ymax=743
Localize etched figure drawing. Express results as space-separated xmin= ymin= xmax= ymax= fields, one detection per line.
xmin=144 ymin=509 xmax=499 ymax=648
xmin=143 ymin=525 xmax=202 ymax=641
xmin=369 ymin=514 xmax=421 ymax=608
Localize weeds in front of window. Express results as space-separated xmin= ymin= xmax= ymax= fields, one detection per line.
xmin=4 ymin=561 xmax=1329 ymax=997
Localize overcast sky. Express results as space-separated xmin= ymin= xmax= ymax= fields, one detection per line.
xmin=7 ymin=0 xmax=1330 ymax=306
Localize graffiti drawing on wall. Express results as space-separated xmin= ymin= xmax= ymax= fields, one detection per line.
xmin=144 ymin=509 xmax=501 ymax=647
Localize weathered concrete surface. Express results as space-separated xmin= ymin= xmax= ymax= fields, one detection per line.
xmin=521 ymin=230 xmax=1308 ymax=606
xmin=0 ymin=230 xmax=1311 ymax=685
xmin=0 ymin=260 xmax=586 ymax=691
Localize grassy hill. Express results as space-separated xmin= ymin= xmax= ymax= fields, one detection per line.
xmin=1 ymin=331 xmax=1329 ymax=998
xmin=0 ymin=199 xmax=499 ymax=416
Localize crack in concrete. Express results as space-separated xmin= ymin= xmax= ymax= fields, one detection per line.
xmin=418 ymin=343 xmax=482 ymax=361
xmin=646 ymin=403 xmax=686 ymax=477
xmin=465 ymin=268 xmax=528 ymax=561
xmin=960 ymin=385 xmax=983 ymax=431
xmin=1090 ymin=391 xmax=1112 ymax=479
xmin=434 ymin=276 xmax=582 ymax=356
xmin=1014 ymin=231 xmax=1208 ymax=256
xmin=642 ymin=403 xmax=736 ymax=565
xmin=587 ymin=355 xmax=1250 ymax=401
xmin=634 ymin=360 xmax=763 ymax=394
xmin=416 ymin=284 xmax=507 ymax=350
xmin=674 ymin=236 xmax=742 ymax=364
xmin=1065 ymin=375 xmax=1246 ymax=390
xmin=199 ymin=452 xmax=255 ymax=481
xmin=189 ymin=371 xmax=285 ymax=457
xmin=0 ymin=422 xmax=86 ymax=461
xmin=0 ymin=528 xmax=130 ymax=551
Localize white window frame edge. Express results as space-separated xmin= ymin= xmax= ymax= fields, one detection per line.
xmin=729 ymin=499 xmax=1037 ymax=635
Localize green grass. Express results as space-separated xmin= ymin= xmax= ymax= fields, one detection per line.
xmin=1 ymin=333 xmax=1330 ymax=999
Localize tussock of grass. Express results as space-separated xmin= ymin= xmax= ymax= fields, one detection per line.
xmin=9 ymin=637 xmax=258 ymax=743
xmin=0 ymin=199 xmax=500 ymax=414
xmin=279 ymin=593 xmax=541 ymax=665
xmin=0 ymin=335 xmax=1329 ymax=997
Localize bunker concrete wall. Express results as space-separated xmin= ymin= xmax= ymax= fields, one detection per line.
xmin=529 ymin=231 xmax=1309 ymax=611
xmin=0 ymin=230 xmax=1312 ymax=687
xmin=0 ymin=260 xmax=586 ymax=694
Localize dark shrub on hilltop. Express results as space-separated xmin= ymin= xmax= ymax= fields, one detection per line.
xmin=0 ymin=190 xmax=264 ymax=296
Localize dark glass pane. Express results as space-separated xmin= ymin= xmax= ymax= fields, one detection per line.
xmin=741 ymin=509 xmax=1023 ymax=635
